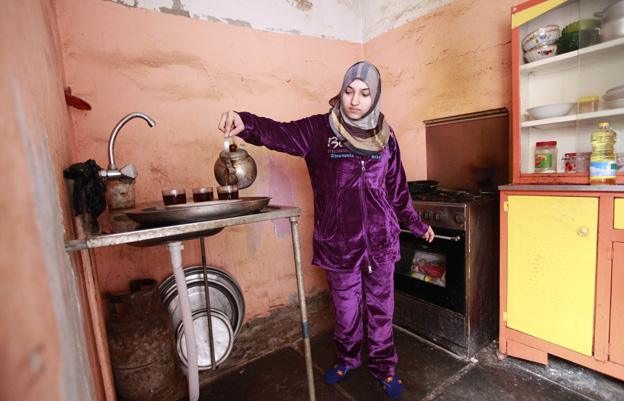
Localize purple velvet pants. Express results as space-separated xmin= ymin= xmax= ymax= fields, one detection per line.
xmin=326 ymin=262 xmax=397 ymax=379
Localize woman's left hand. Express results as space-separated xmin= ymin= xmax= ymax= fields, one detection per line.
xmin=422 ymin=226 xmax=435 ymax=243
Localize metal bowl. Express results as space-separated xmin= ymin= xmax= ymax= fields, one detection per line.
xmin=159 ymin=266 xmax=245 ymax=338
xmin=595 ymin=1 xmax=624 ymax=22
xmin=602 ymin=17 xmax=624 ymax=41
xmin=176 ymin=309 xmax=234 ymax=371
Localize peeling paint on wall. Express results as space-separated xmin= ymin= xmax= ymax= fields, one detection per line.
xmin=361 ymin=0 xmax=454 ymax=42
xmin=223 ymin=18 xmax=252 ymax=28
xmin=107 ymin=0 xmax=453 ymax=43
xmin=287 ymin=0 xmax=313 ymax=12
xmin=159 ymin=0 xmax=190 ymax=18
xmin=108 ymin=0 xmax=362 ymax=42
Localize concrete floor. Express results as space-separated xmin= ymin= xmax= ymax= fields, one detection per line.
xmin=197 ymin=326 xmax=624 ymax=401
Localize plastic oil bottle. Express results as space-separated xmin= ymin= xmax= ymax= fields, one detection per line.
xmin=590 ymin=122 xmax=617 ymax=185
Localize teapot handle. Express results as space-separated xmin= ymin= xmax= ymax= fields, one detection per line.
xmin=224 ymin=138 xmax=233 ymax=153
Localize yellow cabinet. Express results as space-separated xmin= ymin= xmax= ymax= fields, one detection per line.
xmin=506 ymin=195 xmax=598 ymax=356
xmin=610 ymin=243 xmax=624 ymax=365
xmin=615 ymin=199 xmax=624 ymax=229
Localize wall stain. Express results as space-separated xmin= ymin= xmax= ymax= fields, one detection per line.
xmin=101 ymin=49 xmax=207 ymax=70
xmin=109 ymin=0 xmax=138 ymax=9
xmin=198 ymin=14 xmax=222 ymax=23
xmin=223 ymin=18 xmax=252 ymax=28
xmin=159 ymin=0 xmax=190 ymax=18
xmin=287 ymin=0 xmax=313 ymax=12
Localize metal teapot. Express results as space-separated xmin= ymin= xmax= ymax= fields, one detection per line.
xmin=214 ymin=138 xmax=257 ymax=189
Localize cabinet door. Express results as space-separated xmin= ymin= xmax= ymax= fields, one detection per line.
xmin=610 ymin=243 xmax=624 ymax=365
xmin=615 ymin=199 xmax=624 ymax=229
xmin=506 ymin=195 xmax=598 ymax=356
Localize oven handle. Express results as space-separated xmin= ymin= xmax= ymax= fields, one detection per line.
xmin=400 ymin=229 xmax=461 ymax=242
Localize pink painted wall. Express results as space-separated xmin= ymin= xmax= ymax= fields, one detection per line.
xmin=55 ymin=0 xmax=362 ymax=319
xmin=0 ymin=1 xmax=100 ymax=400
xmin=55 ymin=0 xmax=517 ymax=321
xmin=366 ymin=0 xmax=516 ymax=179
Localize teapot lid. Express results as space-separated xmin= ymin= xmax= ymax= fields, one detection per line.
xmin=219 ymin=139 xmax=248 ymax=160
xmin=219 ymin=145 xmax=249 ymax=160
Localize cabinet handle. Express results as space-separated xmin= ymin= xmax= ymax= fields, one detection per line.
xmin=577 ymin=227 xmax=589 ymax=237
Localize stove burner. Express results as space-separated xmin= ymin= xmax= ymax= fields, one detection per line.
xmin=410 ymin=189 xmax=485 ymax=204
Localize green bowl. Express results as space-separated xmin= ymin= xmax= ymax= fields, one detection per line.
xmin=562 ymin=19 xmax=600 ymax=36
xmin=557 ymin=29 xmax=601 ymax=54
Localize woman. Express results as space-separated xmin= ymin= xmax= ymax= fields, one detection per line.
xmin=218 ymin=61 xmax=434 ymax=399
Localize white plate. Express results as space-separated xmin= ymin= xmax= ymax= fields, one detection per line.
xmin=603 ymin=85 xmax=624 ymax=101
xmin=605 ymin=98 xmax=624 ymax=108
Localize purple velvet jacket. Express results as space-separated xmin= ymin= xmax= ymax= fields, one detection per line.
xmin=237 ymin=112 xmax=429 ymax=272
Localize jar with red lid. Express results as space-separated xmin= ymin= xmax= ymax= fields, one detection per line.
xmin=534 ymin=141 xmax=557 ymax=173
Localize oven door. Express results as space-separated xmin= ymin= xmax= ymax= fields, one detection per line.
xmin=394 ymin=227 xmax=465 ymax=314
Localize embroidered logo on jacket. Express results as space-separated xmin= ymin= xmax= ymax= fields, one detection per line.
xmin=327 ymin=136 xmax=354 ymax=159
xmin=327 ymin=136 xmax=381 ymax=160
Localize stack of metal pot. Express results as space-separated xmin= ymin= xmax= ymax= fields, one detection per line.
xmin=159 ymin=265 xmax=245 ymax=371
xmin=597 ymin=1 xmax=624 ymax=41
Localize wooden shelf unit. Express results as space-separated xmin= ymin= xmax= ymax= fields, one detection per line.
xmin=503 ymin=0 xmax=624 ymax=382
xmin=512 ymin=0 xmax=624 ymax=182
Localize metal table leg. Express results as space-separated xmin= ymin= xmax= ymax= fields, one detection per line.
xmin=289 ymin=216 xmax=316 ymax=401
xmin=167 ymin=241 xmax=199 ymax=401
xmin=199 ymin=237 xmax=217 ymax=371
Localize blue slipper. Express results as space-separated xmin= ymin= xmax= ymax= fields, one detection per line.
xmin=380 ymin=375 xmax=404 ymax=399
xmin=324 ymin=364 xmax=351 ymax=384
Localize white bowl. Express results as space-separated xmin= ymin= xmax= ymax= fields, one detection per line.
xmin=527 ymin=103 xmax=575 ymax=119
xmin=525 ymin=44 xmax=557 ymax=62
xmin=522 ymin=25 xmax=561 ymax=51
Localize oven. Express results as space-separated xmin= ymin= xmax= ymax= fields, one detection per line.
xmin=395 ymin=227 xmax=465 ymax=314
xmin=393 ymin=193 xmax=499 ymax=358
xmin=392 ymin=108 xmax=507 ymax=358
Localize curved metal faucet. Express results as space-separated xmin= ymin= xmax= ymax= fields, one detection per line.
xmin=101 ymin=112 xmax=156 ymax=179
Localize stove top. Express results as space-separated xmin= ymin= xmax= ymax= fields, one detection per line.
xmin=410 ymin=189 xmax=493 ymax=204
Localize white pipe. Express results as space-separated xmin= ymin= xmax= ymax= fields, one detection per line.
xmin=167 ymin=241 xmax=199 ymax=401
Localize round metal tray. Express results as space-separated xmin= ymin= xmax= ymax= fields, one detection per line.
xmin=124 ymin=196 xmax=271 ymax=226
xmin=176 ymin=309 xmax=234 ymax=370
xmin=160 ymin=266 xmax=245 ymax=338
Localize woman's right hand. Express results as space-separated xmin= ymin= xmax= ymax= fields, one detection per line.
xmin=218 ymin=111 xmax=245 ymax=137
xmin=422 ymin=226 xmax=435 ymax=243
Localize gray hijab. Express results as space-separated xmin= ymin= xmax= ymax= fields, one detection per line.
xmin=328 ymin=61 xmax=390 ymax=155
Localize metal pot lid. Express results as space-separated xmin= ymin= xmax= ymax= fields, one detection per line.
xmin=176 ymin=309 xmax=234 ymax=370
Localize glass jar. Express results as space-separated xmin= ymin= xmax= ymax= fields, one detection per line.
xmin=576 ymin=152 xmax=591 ymax=173
xmin=577 ymin=95 xmax=599 ymax=114
xmin=562 ymin=152 xmax=590 ymax=173
xmin=562 ymin=152 xmax=577 ymax=173
xmin=535 ymin=141 xmax=558 ymax=173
